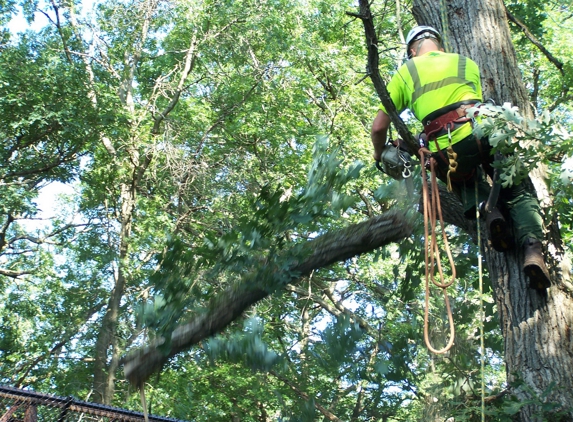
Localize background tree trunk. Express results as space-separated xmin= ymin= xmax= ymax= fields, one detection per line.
xmin=92 ymin=180 xmax=137 ymax=404
xmin=412 ymin=0 xmax=573 ymax=419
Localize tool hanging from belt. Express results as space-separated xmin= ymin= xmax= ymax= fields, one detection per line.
xmin=375 ymin=131 xmax=414 ymax=198
xmin=376 ymin=140 xmax=412 ymax=181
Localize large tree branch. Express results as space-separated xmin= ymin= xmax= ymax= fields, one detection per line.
xmin=348 ymin=0 xmax=420 ymax=155
xmin=504 ymin=6 xmax=564 ymax=76
xmin=122 ymin=209 xmax=413 ymax=386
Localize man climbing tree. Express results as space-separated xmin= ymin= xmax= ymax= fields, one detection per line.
xmin=366 ymin=0 xmax=573 ymax=419
xmin=2 ymin=0 xmax=572 ymax=420
xmin=370 ymin=25 xmax=551 ymax=290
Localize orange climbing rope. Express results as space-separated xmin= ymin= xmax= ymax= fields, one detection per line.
xmin=419 ymin=147 xmax=456 ymax=354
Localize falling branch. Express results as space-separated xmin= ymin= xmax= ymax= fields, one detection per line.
xmin=122 ymin=210 xmax=414 ymax=386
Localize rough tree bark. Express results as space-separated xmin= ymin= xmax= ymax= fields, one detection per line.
xmin=412 ymin=0 xmax=573 ymax=419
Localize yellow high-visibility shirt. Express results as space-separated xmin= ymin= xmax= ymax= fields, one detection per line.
xmin=380 ymin=51 xmax=483 ymax=151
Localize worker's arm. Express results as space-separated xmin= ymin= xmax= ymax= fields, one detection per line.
xmin=371 ymin=109 xmax=391 ymax=161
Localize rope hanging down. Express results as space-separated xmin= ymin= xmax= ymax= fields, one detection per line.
xmin=419 ymin=148 xmax=456 ymax=354
xmin=475 ymin=179 xmax=486 ymax=422
xmin=439 ymin=0 xmax=452 ymax=52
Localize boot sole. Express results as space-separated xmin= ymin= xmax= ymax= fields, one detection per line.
xmin=524 ymin=265 xmax=551 ymax=290
xmin=489 ymin=217 xmax=515 ymax=252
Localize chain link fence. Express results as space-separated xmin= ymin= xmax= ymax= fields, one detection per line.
xmin=0 ymin=385 xmax=185 ymax=422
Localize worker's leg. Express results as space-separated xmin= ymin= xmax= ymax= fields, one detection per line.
xmin=456 ymin=169 xmax=491 ymax=218
xmin=435 ymin=134 xmax=550 ymax=289
xmin=500 ymin=181 xmax=550 ymax=289
xmin=500 ymin=181 xmax=545 ymax=246
xmin=434 ymin=135 xmax=513 ymax=250
xmin=433 ymin=134 xmax=490 ymax=217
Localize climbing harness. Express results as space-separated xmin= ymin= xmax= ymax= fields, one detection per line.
xmin=422 ymin=101 xmax=476 ymax=142
xmin=419 ymin=147 xmax=456 ymax=354
xmin=422 ymin=101 xmax=477 ymax=191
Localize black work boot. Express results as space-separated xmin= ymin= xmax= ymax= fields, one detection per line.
xmin=523 ymin=238 xmax=551 ymax=290
xmin=486 ymin=207 xmax=515 ymax=252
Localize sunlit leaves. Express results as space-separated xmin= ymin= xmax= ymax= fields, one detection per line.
xmin=471 ymin=102 xmax=572 ymax=187
xmin=0 ymin=36 xmax=99 ymax=184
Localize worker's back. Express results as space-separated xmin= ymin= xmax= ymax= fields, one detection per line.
xmin=384 ymin=51 xmax=482 ymax=150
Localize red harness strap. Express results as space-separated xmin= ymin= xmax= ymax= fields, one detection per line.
xmin=422 ymin=104 xmax=477 ymax=186
xmin=422 ymin=104 xmax=475 ymax=164
xmin=423 ymin=109 xmax=473 ymax=141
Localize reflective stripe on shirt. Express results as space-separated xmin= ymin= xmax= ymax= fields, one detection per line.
xmin=379 ymin=51 xmax=483 ymax=151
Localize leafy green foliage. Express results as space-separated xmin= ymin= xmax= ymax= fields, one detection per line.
xmin=0 ymin=0 xmax=571 ymax=420
xmin=138 ymin=136 xmax=365 ymax=347
xmin=0 ymin=36 xmax=101 ymax=184
xmin=471 ymin=102 xmax=572 ymax=187
xmin=0 ymin=0 xmax=16 ymax=25
xmin=205 ymin=317 xmax=280 ymax=372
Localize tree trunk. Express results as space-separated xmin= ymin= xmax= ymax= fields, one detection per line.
xmin=412 ymin=0 xmax=573 ymax=419
xmin=89 ymin=0 xmax=160 ymax=403
xmin=92 ymin=182 xmax=136 ymax=404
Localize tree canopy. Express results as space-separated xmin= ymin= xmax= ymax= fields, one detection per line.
xmin=0 ymin=0 xmax=572 ymax=420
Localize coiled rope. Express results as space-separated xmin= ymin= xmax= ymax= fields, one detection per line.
xmin=419 ymin=147 xmax=456 ymax=354
xmin=445 ymin=125 xmax=458 ymax=192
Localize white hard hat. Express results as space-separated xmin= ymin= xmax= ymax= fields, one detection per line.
xmin=406 ymin=25 xmax=442 ymax=49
